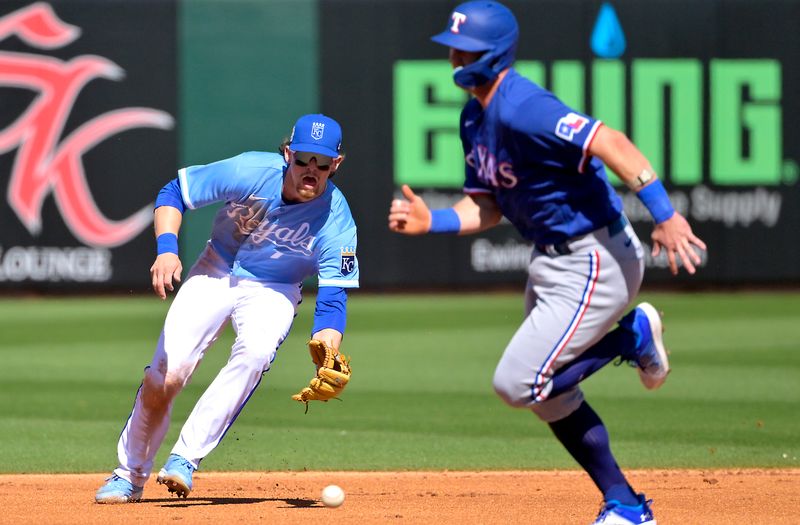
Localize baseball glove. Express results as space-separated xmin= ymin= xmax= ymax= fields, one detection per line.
xmin=291 ymin=339 xmax=352 ymax=412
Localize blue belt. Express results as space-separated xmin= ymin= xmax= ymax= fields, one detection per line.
xmin=536 ymin=214 xmax=629 ymax=257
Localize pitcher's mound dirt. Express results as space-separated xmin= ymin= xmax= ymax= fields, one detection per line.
xmin=1 ymin=469 xmax=798 ymax=524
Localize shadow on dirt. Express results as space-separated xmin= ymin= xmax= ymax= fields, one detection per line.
xmin=148 ymin=497 xmax=320 ymax=508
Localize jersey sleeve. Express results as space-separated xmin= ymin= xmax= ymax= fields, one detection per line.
xmin=317 ymin=217 xmax=359 ymax=289
xmin=154 ymin=178 xmax=186 ymax=213
xmin=176 ymin=152 xmax=265 ymax=209
xmin=514 ymin=92 xmax=602 ymax=174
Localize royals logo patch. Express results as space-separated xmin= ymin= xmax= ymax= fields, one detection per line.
xmin=555 ymin=113 xmax=589 ymax=141
xmin=340 ymin=246 xmax=356 ymax=275
xmin=311 ymin=121 xmax=325 ymax=140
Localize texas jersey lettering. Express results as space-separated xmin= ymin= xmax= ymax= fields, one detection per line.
xmin=460 ymin=69 xmax=620 ymax=245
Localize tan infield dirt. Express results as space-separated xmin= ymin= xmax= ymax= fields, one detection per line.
xmin=0 ymin=469 xmax=798 ymax=524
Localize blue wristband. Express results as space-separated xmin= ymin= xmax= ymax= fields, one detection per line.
xmin=429 ymin=208 xmax=461 ymax=233
xmin=636 ymin=180 xmax=675 ymax=224
xmin=156 ymin=232 xmax=179 ymax=255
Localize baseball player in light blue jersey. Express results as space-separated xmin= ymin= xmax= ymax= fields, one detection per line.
xmin=96 ymin=114 xmax=358 ymax=503
xmin=388 ymin=3 xmax=706 ymax=524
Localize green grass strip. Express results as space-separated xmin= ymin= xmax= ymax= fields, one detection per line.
xmin=0 ymin=292 xmax=797 ymax=473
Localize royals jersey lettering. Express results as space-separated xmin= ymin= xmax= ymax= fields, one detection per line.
xmin=177 ymin=151 xmax=359 ymax=287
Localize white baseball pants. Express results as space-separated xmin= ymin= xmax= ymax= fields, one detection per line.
xmin=113 ymin=246 xmax=300 ymax=487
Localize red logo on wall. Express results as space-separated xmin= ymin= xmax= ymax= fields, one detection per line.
xmin=0 ymin=2 xmax=174 ymax=247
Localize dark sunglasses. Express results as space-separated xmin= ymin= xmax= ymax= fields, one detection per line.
xmin=292 ymin=150 xmax=333 ymax=171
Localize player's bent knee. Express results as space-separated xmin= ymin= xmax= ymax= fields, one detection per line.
xmin=231 ymin=343 xmax=278 ymax=372
xmin=141 ymin=368 xmax=186 ymax=408
xmin=240 ymin=358 xmax=272 ymax=378
xmin=141 ymin=372 xmax=168 ymax=409
xmin=530 ymin=389 xmax=585 ymax=423
xmin=163 ymin=375 xmax=186 ymax=398
xmin=492 ymin=375 xmax=532 ymax=408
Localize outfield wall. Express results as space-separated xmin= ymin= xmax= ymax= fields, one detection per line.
xmin=1 ymin=0 xmax=797 ymax=291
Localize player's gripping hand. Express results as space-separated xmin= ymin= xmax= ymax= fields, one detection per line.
xmin=150 ymin=253 xmax=183 ymax=300
xmin=651 ymin=212 xmax=707 ymax=275
xmin=291 ymin=339 xmax=351 ymax=411
xmin=388 ymin=184 xmax=432 ymax=235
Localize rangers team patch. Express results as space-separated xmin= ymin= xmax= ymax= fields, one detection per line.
xmin=555 ymin=113 xmax=589 ymax=141
xmin=340 ymin=246 xmax=356 ymax=275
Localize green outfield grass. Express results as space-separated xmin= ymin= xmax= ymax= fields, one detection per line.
xmin=0 ymin=291 xmax=798 ymax=474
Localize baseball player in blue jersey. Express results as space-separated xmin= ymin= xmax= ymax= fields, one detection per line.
xmin=388 ymin=3 xmax=706 ymax=524
xmin=95 ymin=114 xmax=358 ymax=503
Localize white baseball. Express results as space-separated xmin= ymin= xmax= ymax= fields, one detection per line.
xmin=321 ymin=484 xmax=345 ymax=507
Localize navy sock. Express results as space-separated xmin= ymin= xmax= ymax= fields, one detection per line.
xmin=548 ymin=401 xmax=638 ymax=505
xmin=605 ymin=483 xmax=640 ymax=505
xmin=548 ymin=315 xmax=637 ymax=398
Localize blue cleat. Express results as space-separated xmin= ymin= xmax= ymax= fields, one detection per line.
xmin=156 ymin=453 xmax=195 ymax=498
xmin=95 ymin=474 xmax=143 ymax=504
xmin=627 ymin=302 xmax=670 ymax=390
xmin=591 ymin=494 xmax=656 ymax=525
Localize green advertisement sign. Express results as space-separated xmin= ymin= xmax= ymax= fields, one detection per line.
xmin=394 ymin=58 xmax=791 ymax=188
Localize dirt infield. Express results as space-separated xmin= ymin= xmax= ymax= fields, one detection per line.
xmin=1 ymin=469 xmax=797 ymax=524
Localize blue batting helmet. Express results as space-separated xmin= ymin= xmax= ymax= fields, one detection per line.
xmin=431 ymin=1 xmax=519 ymax=88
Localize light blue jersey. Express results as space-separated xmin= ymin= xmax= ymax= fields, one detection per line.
xmin=177 ymin=151 xmax=358 ymax=288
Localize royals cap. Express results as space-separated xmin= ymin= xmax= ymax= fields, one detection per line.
xmin=289 ymin=114 xmax=342 ymax=158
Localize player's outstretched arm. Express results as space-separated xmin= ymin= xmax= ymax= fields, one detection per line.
xmin=589 ymin=125 xmax=707 ymax=275
xmin=388 ymin=184 xmax=432 ymax=235
xmin=310 ymin=328 xmax=343 ymax=352
xmin=453 ymin=193 xmax=503 ymax=234
xmin=650 ymin=214 xmax=706 ymax=275
xmin=388 ymin=184 xmax=502 ymax=235
xmin=150 ymin=254 xmax=182 ymax=300
xmin=150 ymin=205 xmax=184 ymax=300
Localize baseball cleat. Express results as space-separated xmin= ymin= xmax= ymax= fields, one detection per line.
xmin=630 ymin=302 xmax=670 ymax=390
xmin=156 ymin=453 xmax=195 ymax=498
xmin=591 ymin=494 xmax=656 ymax=525
xmin=95 ymin=474 xmax=143 ymax=504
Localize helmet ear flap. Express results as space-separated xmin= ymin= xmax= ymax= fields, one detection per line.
xmin=453 ymin=38 xmax=517 ymax=89
xmin=453 ymin=51 xmax=498 ymax=88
